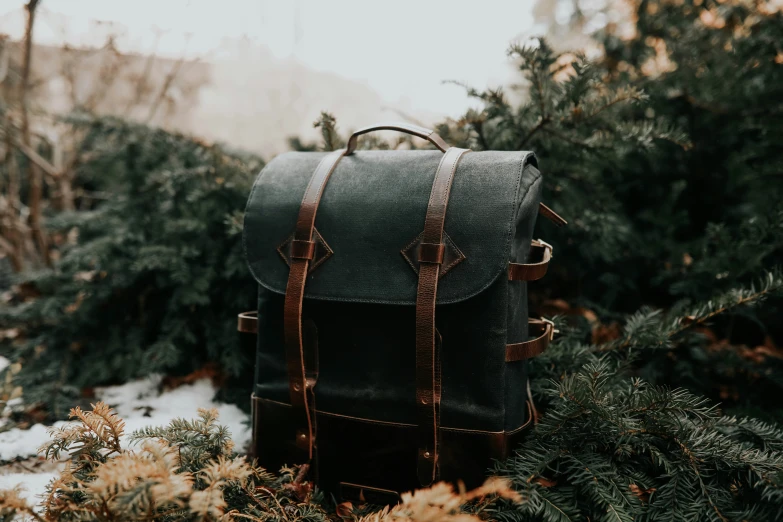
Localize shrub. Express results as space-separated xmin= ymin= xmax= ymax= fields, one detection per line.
xmin=0 ymin=117 xmax=262 ymax=418
xmin=0 ymin=403 xmax=516 ymax=522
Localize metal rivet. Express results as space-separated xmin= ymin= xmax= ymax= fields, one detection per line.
xmin=423 ymin=451 xmax=431 ymax=458
xmin=299 ymin=433 xmax=307 ymax=440
xmin=421 ymin=398 xmax=427 ymax=405
xmin=293 ymin=384 xmax=301 ymax=392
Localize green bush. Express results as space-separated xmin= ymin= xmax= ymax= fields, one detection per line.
xmin=2 ymin=1 xmax=783 ymax=519
xmin=1 ymin=117 xmax=262 ymax=418
xmin=427 ymin=1 xmax=783 ymax=420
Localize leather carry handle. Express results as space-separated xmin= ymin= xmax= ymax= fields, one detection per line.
xmin=345 ymin=122 xmax=449 ymax=155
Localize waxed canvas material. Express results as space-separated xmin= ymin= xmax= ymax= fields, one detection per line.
xmin=253 ymin=277 xmax=512 ymax=431
xmin=247 ymin=155 xmax=544 ymax=433
xmin=243 ymin=150 xmax=537 ymax=305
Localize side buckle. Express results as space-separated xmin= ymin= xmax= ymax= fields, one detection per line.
xmin=542 ymin=317 xmax=558 ymax=341
xmin=533 ymin=238 xmax=554 ymax=257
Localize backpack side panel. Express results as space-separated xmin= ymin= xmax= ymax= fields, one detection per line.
xmin=504 ymin=164 xmax=543 ymax=430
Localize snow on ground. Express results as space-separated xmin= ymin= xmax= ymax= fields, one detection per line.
xmin=0 ymin=374 xmax=251 ymax=460
xmin=96 ymin=375 xmax=251 ymax=450
xmin=0 ymin=371 xmax=251 ymax=506
xmin=0 ymin=423 xmax=66 ymax=462
xmin=0 ymin=472 xmax=57 ymax=504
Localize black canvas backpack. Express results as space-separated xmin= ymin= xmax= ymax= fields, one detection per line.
xmin=238 ymin=123 xmax=565 ymax=502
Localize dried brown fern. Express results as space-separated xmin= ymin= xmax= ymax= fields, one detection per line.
xmin=358 ymin=479 xmax=521 ymax=522
xmin=0 ymin=487 xmax=46 ymax=522
xmin=189 ymin=456 xmax=255 ymax=519
xmin=84 ymin=441 xmax=193 ymax=519
xmin=42 ymin=402 xmax=125 ymax=463
xmin=1 ymin=402 xmax=327 ymax=521
xmin=0 ymin=402 xmax=522 ymax=522
xmin=70 ymin=402 xmax=125 ymax=452
xmin=40 ymin=464 xmax=79 ymax=521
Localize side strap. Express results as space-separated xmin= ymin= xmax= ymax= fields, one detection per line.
xmin=415 ymin=147 xmax=470 ymax=486
xmin=283 ymin=149 xmax=347 ymax=461
xmin=237 ymin=311 xmax=258 ymax=334
xmin=508 ymin=239 xmax=553 ymax=282
xmin=539 ymin=202 xmax=567 ymax=227
xmin=505 ymin=318 xmax=556 ymax=362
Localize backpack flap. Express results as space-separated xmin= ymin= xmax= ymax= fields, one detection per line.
xmin=243 ymin=149 xmax=539 ymax=305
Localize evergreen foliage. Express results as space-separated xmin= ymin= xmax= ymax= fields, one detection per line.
xmin=494 ymin=361 xmax=783 ymax=521
xmin=479 ymin=272 xmax=783 ymax=521
xmin=2 ymin=1 xmax=783 ymax=520
xmin=0 ymin=117 xmax=262 ymax=418
xmin=1 ymin=403 xmax=331 ymax=521
xmin=0 ymin=403 xmax=516 ymax=522
xmin=423 ymin=1 xmax=783 ymax=420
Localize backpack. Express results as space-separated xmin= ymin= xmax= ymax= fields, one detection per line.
xmin=238 ymin=123 xmax=565 ymax=502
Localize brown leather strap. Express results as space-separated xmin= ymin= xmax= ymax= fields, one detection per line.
xmin=508 ymin=239 xmax=553 ymax=282
xmin=415 ymin=146 xmax=469 ymax=486
xmin=539 ymin=202 xmax=568 ymax=227
xmin=346 ymin=122 xmax=449 ymax=155
xmin=505 ymin=318 xmax=556 ymax=362
xmin=237 ymin=311 xmax=258 ymax=334
xmin=284 ymin=148 xmax=346 ymax=460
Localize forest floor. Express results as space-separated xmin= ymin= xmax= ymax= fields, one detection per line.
xmin=0 ymin=356 xmax=251 ymax=508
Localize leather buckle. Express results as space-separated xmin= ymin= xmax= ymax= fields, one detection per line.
xmin=533 ymin=238 xmax=554 ymax=257
xmin=237 ymin=311 xmax=258 ymax=334
xmin=541 ymin=317 xmax=558 ymax=341
xmin=418 ymin=242 xmax=446 ymax=264
xmin=290 ymin=239 xmax=316 ymax=260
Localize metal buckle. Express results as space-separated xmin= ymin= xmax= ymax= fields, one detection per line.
xmin=534 ymin=238 xmax=553 ymax=255
xmin=541 ymin=317 xmax=558 ymax=341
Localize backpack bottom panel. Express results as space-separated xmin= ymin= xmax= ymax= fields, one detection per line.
xmin=252 ymin=395 xmax=528 ymax=496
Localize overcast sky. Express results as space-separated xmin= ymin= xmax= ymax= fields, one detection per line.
xmin=0 ymin=0 xmax=540 ymax=117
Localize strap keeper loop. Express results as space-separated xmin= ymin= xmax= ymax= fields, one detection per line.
xmin=418 ymin=242 xmax=445 ymax=264
xmin=290 ymin=239 xmax=316 ymax=260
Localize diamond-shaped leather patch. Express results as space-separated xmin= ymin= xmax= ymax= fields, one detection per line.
xmin=401 ymin=231 xmax=466 ymax=279
xmin=277 ymin=228 xmax=334 ymax=273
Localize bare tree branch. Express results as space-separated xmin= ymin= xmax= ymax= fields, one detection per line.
xmin=20 ymin=0 xmax=50 ymax=266
xmin=145 ymin=56 xmax=187 ymax=123
xmin=10 ymin=134 xmax=62 ymax=179
xmin=123 ymin=28 xmax=162 ymax=116
xmin=0 ymin=35 xmax=9 ymax=84
xmin=0 ymin=132 xmax=25 ymax=271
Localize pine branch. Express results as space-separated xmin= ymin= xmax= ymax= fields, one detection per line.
xmin=313 ymin=111 xmax=342 ymax=151
xmin=518 ymin=116 xmax=551 ymax=149
xmin=495 ymin=359 xmax=783 ymax=520
xmin=595 ymin=270 xmax=783 ymax=354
